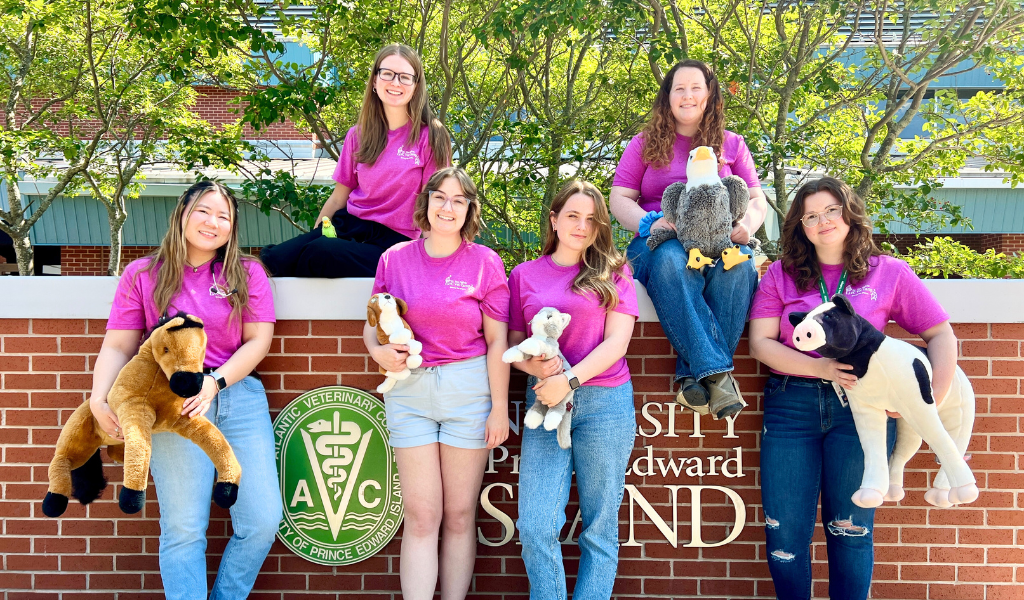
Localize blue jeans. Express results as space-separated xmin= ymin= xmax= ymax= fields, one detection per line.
xmin=517 ymin=380 xmax=636 ymax=600
xmin=627 ymin=236 xmax=758 ymax=382
xmin=760 ymin=375 xmax=897 ymax=600
xmin=150 ymin=376 xmax=283 ymax=600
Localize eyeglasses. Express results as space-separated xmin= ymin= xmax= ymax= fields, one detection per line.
xmin=428 ymin=191 xmax=469 ymax=209
xmin=800 ymin=204 xmax=844 ymax=228
xmin=376 ymin=68 xmax=417 ymax=86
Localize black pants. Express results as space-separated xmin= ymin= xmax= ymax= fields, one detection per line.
xmin=260 ymin=208 xmax=411 ymax=278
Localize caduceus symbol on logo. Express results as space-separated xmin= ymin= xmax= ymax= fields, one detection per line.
xmin=300 ymin=411 xmax=373 ymax=540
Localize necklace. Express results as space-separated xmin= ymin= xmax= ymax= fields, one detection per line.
xmin=186 ymin=257 xmax=214 ymax=273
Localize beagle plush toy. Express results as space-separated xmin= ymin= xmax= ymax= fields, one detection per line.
xmin=367 ymin=293 xmax=423 ymax=393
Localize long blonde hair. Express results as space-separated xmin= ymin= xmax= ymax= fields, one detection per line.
xmin=142 ymin=181 xmax=262 ymax=324
xmin=354 ymin=44 xmax=452 ymax=168
xmin=542 ymin=180 xmax=628 ymax=310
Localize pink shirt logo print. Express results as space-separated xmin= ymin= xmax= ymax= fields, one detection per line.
xmin=444 ymin=275 xmax=475 ymax=293
xmin=396 ymin=147 xmax=421 ymax=165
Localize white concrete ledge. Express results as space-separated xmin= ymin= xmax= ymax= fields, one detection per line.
xmin=0 ymin=276 xmax=1022 ymax=323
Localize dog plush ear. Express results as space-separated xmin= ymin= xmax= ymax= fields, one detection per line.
xmin=396 ymin=297 xmax=409 ymax=316
xmin=367 ymin=297 xmax=379 ymax=328
xmin=788 ymin=311 xmax=808 ymax=327
xmin=831 ymin=294 xmax=855 ymax=315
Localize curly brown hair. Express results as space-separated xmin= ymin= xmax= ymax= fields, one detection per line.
xmin=641 ymin=60 xmax=724 ymax=169
xmin=781 ymin=177 xmax=885 ymax=291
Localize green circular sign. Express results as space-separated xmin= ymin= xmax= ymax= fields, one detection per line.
xmin=274 ymin=386 xmax=403 ymax=566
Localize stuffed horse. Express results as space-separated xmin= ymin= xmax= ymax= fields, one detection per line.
xmin=503 ymin=307 xmax=574 ymax=449
xmin=790 ymin=294 xmax=978 ymax=508
xmin=367 ymin=293 xmax=423 ymax=394
xmin=42 ymin=313 xmax=241 ymax=517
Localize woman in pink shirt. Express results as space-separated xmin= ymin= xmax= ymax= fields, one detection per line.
xmin=364 ymin=167 xmax=509 ymax=600
xmin=91 ymin=181 xmax=279 ymax=599
xmin=509 ymin=180 xmax=638 ymax=600
xmin=748 ymin=177 xmax=958 ymax=600
xmin=261 ymin=43 xmax=452 ymax=277
xmin=610 ymin=59 xmax=767 ymax=419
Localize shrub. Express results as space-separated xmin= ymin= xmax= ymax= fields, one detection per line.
xmin=901 ymin=237 xmax=1024 ymax=279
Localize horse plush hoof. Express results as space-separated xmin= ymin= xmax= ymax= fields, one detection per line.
xmin=523 ymin=410 xmax=544 ymax=430
xmin=213 ymin=482 xmax=239 ymax=509
xmin=924 ymin=488 xmax=952 ymax=507
xmin=851 ymin=488 xmax=884 ymax=508
xmin=948 ymin=483 xmax=979 ymax=506
xmin=42 ymin=492 xmax=69 ymax=518
xmin=686 ymin=248 xmax=713 ymax=270
xmin=119 ymin=486 xmax=146 ymax=514
xmin=884 ymin=485 xmax=906 ymax=502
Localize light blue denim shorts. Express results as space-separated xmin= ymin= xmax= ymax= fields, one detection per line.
xmin=383 ymin=354 xmax=491 ymax=449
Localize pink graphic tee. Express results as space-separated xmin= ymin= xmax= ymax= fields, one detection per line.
xmin=107 ymin=258 xmax=276 ymax=369
xmin=332 ymin=122 xmax=440 ymax=240
xmin=372 ymin=239 xmax=509 ymax=366
xmin=750 ymin=256 xmax=950 ymax=373
xmin=612 ymin=130 xmax=761 ymax=213
xmin=508 ymin=255 xmax=639 ymax=387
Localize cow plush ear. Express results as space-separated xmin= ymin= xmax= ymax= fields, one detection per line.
xmin=831 ymin=294 xmax=855 ymax=315
xmin=396 ymin=297 xmax=409 ymax=316
xmin=788 ymin=311 xmax=808 ymax=327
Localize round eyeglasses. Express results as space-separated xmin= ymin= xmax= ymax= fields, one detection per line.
xmin=800 ymin=205 xmax=843 ymax=228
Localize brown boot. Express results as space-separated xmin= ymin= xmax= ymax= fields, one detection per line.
xmin=705 ymin=372 xmax=746 ymax=420
xmin=675 ymin=377 xmax=710 ymax=415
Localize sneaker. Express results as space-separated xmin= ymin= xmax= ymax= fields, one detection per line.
xmin=705 ymin=372 xmax=747 ymax=420
xmin=675 ymin=377 xmax=710 ymax=415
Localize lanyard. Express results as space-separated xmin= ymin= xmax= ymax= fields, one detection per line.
xmin=819 ymin=269 xmax=848 ymax=304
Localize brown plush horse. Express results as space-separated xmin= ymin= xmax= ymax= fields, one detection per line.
xmin=42 ymin=313 xmax=242 ymax=517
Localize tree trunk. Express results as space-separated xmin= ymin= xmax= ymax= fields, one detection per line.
xmin=12 ymin=232 xmax=33 ymax=276
xmin=855 ymin=174 xmax=874 ymax=202
xmin=107 ymin=216 xmax=122 ymax=277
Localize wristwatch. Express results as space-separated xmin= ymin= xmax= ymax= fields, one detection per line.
xmin=208 ymin=371 xmax=227 ymax=391
xmin=563 ymin=369 xmax=581 ymax=390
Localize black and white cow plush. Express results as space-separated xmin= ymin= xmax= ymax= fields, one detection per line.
xmin=789 ymin=294 xmax=978 ymax=509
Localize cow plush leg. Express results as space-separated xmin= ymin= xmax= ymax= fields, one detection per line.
xmin=885 ymin=418 xmax=922 ymax=502
xmin=900 ymin=406 xmax=978 ymax=506
xmin=848 ymin=403 xmax=890 ymax=508
xmin=924 ymin=369 xmax=978 ymax=506
xmin=170 ymin=416 xmax=243 ymax=509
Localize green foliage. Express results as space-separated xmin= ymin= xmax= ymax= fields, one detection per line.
xmin=902 ymin=237 xmax=1024 ymax=279
xmin=240 ymin=170 xmax=332 ymax=233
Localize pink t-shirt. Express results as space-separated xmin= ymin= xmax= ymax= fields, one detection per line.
xmin=371 ymin=239 xmax=509 ymax=367
xmin=107 ymin=258 xmax=276 ymax=369
xmin=612 ymin=130 xmax=761 ymax=213
xmin=332 ymin=122 xmax=440 ymax=240
xmin=508 ymin=256 xmax=639 ymax=387
xmin=750 ymin=256 xmax=950 ymax=373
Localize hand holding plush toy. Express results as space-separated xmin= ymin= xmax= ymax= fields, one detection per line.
xmin=503 ymin=307 xmax=575 ymax=449
xmin=367 ymin=293 xmax=423 ymax=394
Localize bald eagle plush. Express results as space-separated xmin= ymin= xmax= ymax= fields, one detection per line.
xmin=647 ymin=146 xmax=753 ymax=270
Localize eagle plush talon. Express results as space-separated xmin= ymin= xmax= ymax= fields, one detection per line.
xmin=320 ymin=216 xmax=337 ymax=238
xmin=687 ymin=248 xmax=713 ymax=270
xmin=721 ymin=246 xmax=751 ymax=270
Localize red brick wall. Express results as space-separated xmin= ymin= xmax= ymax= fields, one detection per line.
xmin=874 ymin=233 xmax=1024 ymax=256
xmin=1 ymin=318 xmax=1022 ymax=598
xmin=60 ymin=247 xmax=264 ymax=275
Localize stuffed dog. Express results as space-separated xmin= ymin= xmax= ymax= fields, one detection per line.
xmin=503 ymin=307 xmax=574 ymax=449
xmin=42 ymin=313 xmax=241 ymax=517
xmin=790 ymin=295 xmax=978 ymax=508
xmin=367 ymin=293 xmax=423 ymax=394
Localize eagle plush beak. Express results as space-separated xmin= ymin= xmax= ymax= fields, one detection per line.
xmin=695 ymin=146 xmax=713 ymax=162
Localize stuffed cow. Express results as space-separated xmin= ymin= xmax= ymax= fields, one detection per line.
xmin=367 ymin=293 xmax=423 ymax=394
xmin=43 ymin=313 xmax=241 ymax=517
xmin=647 ymin=146 xmax=753 ymax=271
xmin=503 ymin=307 xmax=574 ymax=449
xmin=790 ymin=295 xmax=978 ymax=508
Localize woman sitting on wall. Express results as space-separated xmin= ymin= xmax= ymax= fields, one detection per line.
xmin=509 ymin=180 xmax=638 ymax=600
xmin=748 ymin=176 xmax=957 ymax=600
xmin=364 ymin=166 xmax=509 ymax=600
xmin=91 ymin=180 xmax=280 ymax=599
xmin=609 ymin=59 xmax=767 ymax=420
xmin=261 ymin=43 xmax=452 ymax=277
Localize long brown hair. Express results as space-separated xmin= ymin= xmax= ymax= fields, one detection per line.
xmin=781 ymin=177 xmax=884 ymax=291
xmin=142 ymin=181 xmax=263 ymax=324
xmin=542 ymin=180 xmax=628 ymax=310
xmin=641 ymin=60 xmax=725 ymax=169
xmin=413 ymin=167 xmax=483 ymax=241
xmin=354 ymin=44 xmax=453 ymax=168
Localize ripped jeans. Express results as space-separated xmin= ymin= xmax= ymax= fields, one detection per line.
xmin=760 ymin=374 xmax=896 ymax=600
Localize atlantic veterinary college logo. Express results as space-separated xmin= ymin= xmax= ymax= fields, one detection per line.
xmin=274 ymin=386 xmax=402 ymax=565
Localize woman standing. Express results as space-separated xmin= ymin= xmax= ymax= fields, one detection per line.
xmin=262 ymin=43 xmax=452 ymax=277
xmin=91 ymin=181 xmax=280 ymax=599
xmin=511 ymin=180 xmax=638 ymax=600
xmin=748 ymin=177 xmax=957 ymax=600
xmin=364 ymin=167 xmax=509 ymax=600
xmin=610 ymin=59 xmax=767 ymax=419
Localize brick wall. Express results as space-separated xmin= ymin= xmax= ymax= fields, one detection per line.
xmin=1 ymin=316 xmax=1022 ymax=599
xmin=60 ymin=247 xmax=265 ymax=276
xmin=874 ymin=233 xmax=1024 ymax=256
